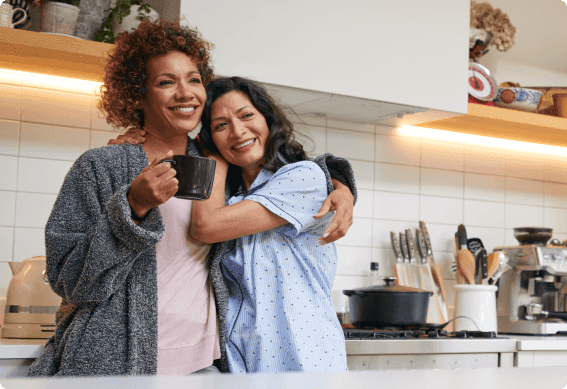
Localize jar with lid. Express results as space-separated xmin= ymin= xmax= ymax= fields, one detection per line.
xmin=369 ymin=262 xmax=381 ymax=286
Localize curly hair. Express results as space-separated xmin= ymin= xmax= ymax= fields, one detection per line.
xmin=470 ymin=1 xmax=516 ymax=52
xmin=199 ymin=77 xmax=310 ymax=196
xmin=97 ymin=19 xmax=214 ymax=130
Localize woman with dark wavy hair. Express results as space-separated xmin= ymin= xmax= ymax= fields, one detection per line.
xmin=199 ymin=77 xmax=311 ymax=197
xmin=191 ymin=76 xmax=351 ymax=373
xmin=28 ymin=19 xmax=356 ymax=377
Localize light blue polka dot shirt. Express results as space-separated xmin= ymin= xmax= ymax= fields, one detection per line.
xmin=221 ymin=160 xmax=348 ymax=374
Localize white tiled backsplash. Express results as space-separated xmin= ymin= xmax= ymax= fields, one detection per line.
xmin=2 ymin=78 xmax=567 ymax=308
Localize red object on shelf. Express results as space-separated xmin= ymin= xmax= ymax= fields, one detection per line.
xmin=468 ymin=95 xmax=494 ymax=106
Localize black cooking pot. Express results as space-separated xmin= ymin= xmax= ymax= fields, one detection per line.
xmin=343 ymin=278 xmax=432 ymax=328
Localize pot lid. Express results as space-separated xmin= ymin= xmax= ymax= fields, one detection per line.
xmin=345 ymin=284 xmax=429 ymax=293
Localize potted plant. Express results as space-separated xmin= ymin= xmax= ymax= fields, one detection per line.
xmin=94 ymin=0 xmax=158 ymax=43
xmin=32 ymin=0 xmax=81 ymax=36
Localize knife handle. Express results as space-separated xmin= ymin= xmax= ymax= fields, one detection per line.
xmin=481 ymin=248 xmax=488 ymax=279
xmin=416 ymin=228 xmax=427 ymax=264
xmin=420 ymin=221 xmax=433 ymax=257
xmin=390 ymin=232 xmax=402 ymax=261
xmin=399 ymin=232 xmax=409 ymax=261
xmin=405 ymin=229 xmax=417 ymax=262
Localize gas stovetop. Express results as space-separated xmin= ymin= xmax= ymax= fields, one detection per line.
xmin=343 ymin=328 xmax=501 ymax=340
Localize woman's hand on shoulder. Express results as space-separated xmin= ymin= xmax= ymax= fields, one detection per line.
xmin=107 ymin=128 xmax=146 ymax=145
xmin=313 ymin=183 xmax=354 ymax=245
xmin=128 ymin=150 xmax=178 ymax=218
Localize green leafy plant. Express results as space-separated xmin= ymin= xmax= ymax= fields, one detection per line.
xmin=94 ymin=0 xmax=152 ymax=44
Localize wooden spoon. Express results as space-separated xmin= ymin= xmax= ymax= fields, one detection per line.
xmin=456 ymin=224 xmax=476 ymax=284
xmin=486 ymin=252 xmax=500 ymax=281
xmin=457 ymin=249 xmax=476 ymax=284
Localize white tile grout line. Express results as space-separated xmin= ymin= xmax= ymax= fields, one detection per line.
xmin=11 ymin=114 xmax=22 ymax=262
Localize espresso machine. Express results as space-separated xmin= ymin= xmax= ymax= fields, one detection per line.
xmin=495 ymin=228 xmax=567 ymax=335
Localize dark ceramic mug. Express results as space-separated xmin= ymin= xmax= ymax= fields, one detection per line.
xmin=160 ymin=155 xmax=216 ymax=200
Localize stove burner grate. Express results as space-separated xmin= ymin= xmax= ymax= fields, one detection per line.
xmin=343 ymin=328 xmax=499 ymax=340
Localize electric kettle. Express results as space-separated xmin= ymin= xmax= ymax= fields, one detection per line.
xmin=2 ymin=256 xmax=61 ymax=338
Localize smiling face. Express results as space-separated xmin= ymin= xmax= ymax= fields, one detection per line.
xmin=210 ymin=91 xmax=270 ymax=176
xmin=141 ymin=50 xmax=206 ymax=139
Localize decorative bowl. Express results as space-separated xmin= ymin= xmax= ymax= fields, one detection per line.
xmin=494 ymin=87 xmax=544 ymax=113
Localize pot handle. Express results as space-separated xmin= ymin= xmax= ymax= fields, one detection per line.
xmin=343 ymin=290 xmax=366 ymax=297
xmin=545 ymin=311 xmax=567 ymax=321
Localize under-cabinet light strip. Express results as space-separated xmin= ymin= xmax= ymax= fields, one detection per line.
xmin=398 ymin=125 xmax=567 ymax=158
xmin=0 ymin=68 xmax=103 ymax=95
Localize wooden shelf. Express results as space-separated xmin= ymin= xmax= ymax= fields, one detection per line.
xmin=419 ymin=103 xmax=567 ymax=148
xmin=0 ymin=27 xmax=112 ymax=82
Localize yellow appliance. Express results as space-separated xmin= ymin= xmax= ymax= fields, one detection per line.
xmin=2 ymin=256 xmax=61 ymax=339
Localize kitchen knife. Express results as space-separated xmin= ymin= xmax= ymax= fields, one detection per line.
xmin=480 ymin=248 xmax=488 ymax=281
xmin=419 ymin=221 xmax=445 ymax=289
xmin=416 ymin=228 xmax=444 ymax=323
xmin=420 ymin=221 xmax=449 ymax=321
xmin=405 ymin=229 xmax=424 ymax=289
xmin=390 ymin=232 xmax=409 ymax=286
xmin=399 ymin=232 xmax=414 ymax=288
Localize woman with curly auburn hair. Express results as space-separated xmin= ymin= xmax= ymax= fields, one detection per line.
xmin=27 ymin=18 xmax=356 ymax=377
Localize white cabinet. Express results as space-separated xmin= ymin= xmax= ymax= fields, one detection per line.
xmin=181 ymin=0 xmax=470 ymax=125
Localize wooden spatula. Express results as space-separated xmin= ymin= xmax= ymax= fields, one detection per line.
xmin=486 ymin=251 xmax=501 ymax=281
xmin=457 ymin=224 xmax=476 ymax=284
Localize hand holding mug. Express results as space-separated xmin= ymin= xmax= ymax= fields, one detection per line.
xmin=128 ymin=150 xmax=178 ymax=217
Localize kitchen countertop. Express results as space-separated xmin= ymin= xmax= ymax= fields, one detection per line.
xmin=0 ymin=338 xmax=47 ymax=360
xmin=2 ymin=335 xmax=567 ymax=360
xmin=512 ymin=335 xmax=567 ymax=351
xmin=0 ymin=366 xmax=566 ymax=389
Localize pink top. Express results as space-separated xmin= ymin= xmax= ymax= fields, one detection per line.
xmin=156 ymin=197 xmax=220 ymax=375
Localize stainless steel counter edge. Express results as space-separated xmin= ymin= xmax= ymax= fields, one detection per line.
xmin=346 ymin=338 xmax=519 ymax=355
xmin=512 ymin=335 xmax=567 ymax=351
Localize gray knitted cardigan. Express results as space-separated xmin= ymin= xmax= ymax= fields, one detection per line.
xmin=27 ymin=140 xmax=356 ymax=377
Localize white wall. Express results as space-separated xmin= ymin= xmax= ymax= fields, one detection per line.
xmin=476 ymin=0 xmax=567 ymax=86
xmin=2 ymin=71 xmax=567 ymax=309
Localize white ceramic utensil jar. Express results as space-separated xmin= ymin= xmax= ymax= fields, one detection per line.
xmin=453 ymin=284 xmax=498 ymax=332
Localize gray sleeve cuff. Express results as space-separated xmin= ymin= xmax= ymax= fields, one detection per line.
xmin=312 ymin=153 xmax=358 ymax=205
xmin=105 ymin=185 xmax=165 ymax=251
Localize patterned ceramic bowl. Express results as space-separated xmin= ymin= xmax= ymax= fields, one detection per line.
xmin=494 ymin=87 xmax=544 ymax=113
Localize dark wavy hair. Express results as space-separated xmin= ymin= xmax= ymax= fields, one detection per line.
xmin=97 ymin=19 xmax=214 ymax=130
xmin=200 ymin=76 xmax=310 ymax=195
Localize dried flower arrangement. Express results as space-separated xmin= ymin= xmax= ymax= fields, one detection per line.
xmin=470 ymin=1 xmax=516 ymax=52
